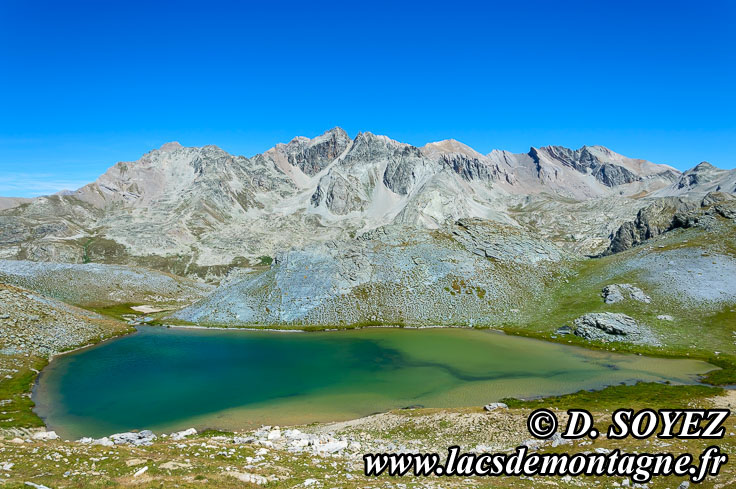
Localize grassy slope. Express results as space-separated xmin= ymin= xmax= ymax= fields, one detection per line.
xmin=501 ymin=221 xmax=736 ymax=384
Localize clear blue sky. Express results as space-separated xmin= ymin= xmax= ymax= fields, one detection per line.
xmin=1 ymin=0 xmax=734 ymax=197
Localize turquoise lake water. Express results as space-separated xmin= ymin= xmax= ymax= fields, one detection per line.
xmin=33 ymin=326 xmax=714 ymax=439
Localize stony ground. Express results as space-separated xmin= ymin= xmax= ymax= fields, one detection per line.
xmin=0 ymin=393 xmax=734 ymax=489
xmin=0 ymin=260 xmax=213 ymax=308
xmin=0 ymin=283 xmax=129 ymax=357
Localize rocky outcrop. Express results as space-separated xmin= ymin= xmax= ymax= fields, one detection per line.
xmin=439 ymin=153 xmax=501 ymax=182
xmin=381 ymin=145 xmax=430 ymax=196
xmin=604 ymin=192 xmax=736 ymax=255
xmin=572 ymin=313 xmax=659 ymax=345
xmin=602 ymin=284 xmax=651 ymax=304
xmin=604 ymin=198 xmax=700 ymax=254
xmin=280 ymin=128 xmax=350 ymax=176
xmin=311 ymin=173 xmax=367 ymax=215
xmin=451 ymin=218 xmax=567 ymax=264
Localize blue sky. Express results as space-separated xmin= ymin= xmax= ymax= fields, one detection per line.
xmin=1 ymin=1 xmax=734 ymax=197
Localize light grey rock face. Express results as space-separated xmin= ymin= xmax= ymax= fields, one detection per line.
xmin=0 ymin=197 xmax=31 ymax=211
xmin=382 ymin=145 xmax=430 ymax=196
xmin=451 ymin=218 xmax=568 ymax=264
xmin=312 ymin=173 xmax=367 ymax=215
xmin=573 ymin=313 xmax=660 ymax=345
xmin=602 ymin=284 xmax=651 ymax=304
xmin=535 ymin=146 xmax=640 ymax=187
xmin=438 ymin=152 xmax=503 ymax=182
xmin=281 ymin=128 xmax=351 ymax=176
xmin=172 ymin=223 xmax=566 ymax=326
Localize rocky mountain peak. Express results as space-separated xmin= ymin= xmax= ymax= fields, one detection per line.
xmin=422 ymin=139 xmax=484 ymax=159
xmin=692 ymin=161 xmax=717 ymax=171
xmin=278 ymin=127 xmax=351 ymax=176
xmin=159 ymin=141 xmax=183 ymax=152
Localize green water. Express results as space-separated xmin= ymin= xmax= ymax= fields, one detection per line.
xmin=34 ymin=327 xmax=714 ymax=439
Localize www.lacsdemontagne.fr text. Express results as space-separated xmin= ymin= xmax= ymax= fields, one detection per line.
xmin=364 ymin=445 xmax=726 ymax=483
xmin=363 ymin=408 xmax=730 ymax=484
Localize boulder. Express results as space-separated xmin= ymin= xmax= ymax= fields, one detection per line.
xmin=555 ymin=325 xmax=573 ymax=335
xmin=602 ymin=284 xmax=651 ymax=304
xmin=110 ymin=430 xmax=157 ymax=446
xmin=170 ymin=428 xmax=197 ymax=440
xmin=31 ymin=430 xmax=59 ymax=441
xmin=602 ymin=285 xmax=625 ymax=304
xmin=573 ymin=313 xmax=660 ymax=345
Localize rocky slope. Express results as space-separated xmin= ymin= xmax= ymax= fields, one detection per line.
xmin=0 ymin=129 xmax=694 ymax=280
xmin=0 ymin=283 xmax=128 ymax=356
xmin=171 ymin=220 xmax=571 ymax=326
xmin=0 ymin=197 xmax=31 ymax=211
xmin=0 ymin=260 xmax=213 ymax=307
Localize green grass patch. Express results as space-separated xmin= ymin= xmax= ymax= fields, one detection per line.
xmin=86 ymin=303 xmax=140 ymax=320
xmin=0 ymin=356 xmax=47 ymax=428
xmin=701 ymin=356 xmax=736 ymax=385
xmin=257 ymin=255 xmax=273 ymax=266
xmin=501 ymin=382 xmax=722 ymax=411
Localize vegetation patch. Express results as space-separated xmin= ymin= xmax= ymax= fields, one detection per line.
xmin=501 ymin=382 xmax=722 ymax=411
xmin=0 ymin=355 xmax=47 ymax=428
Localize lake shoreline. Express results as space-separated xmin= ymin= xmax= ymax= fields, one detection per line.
xmin=33 ymin=325 xmax=717 ymax=440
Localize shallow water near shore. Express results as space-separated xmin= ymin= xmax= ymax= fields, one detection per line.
xmin=34 ymin=326 xmax=714 ymax=439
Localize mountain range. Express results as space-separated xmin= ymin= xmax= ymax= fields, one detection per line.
xmin=2 ymin=128 xmax=733 ymax=284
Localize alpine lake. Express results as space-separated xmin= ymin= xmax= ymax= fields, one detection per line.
xmin=33 ymin=326 xmax=714 ymax=439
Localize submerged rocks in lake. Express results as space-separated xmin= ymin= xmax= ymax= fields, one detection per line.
xmin=573 ymin=312 xmax=660 ymax=345
xmin=602 ymin=284 xmax=651 ymax=304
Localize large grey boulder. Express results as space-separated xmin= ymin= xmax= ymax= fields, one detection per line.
xmin=573 ymin=313 xmax=660 ymax=345
xmin=109 ymin=430 xmax=157 ymax=446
